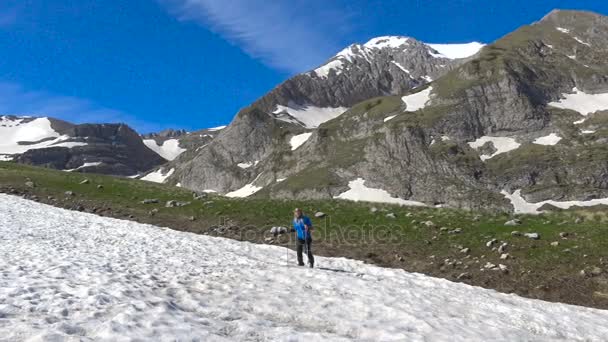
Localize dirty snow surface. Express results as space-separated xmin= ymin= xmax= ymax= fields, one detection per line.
xmin=3 ymin=195 xmax=608 ymax=341
xmin=143 ymin=139 xmax=186 ymax=161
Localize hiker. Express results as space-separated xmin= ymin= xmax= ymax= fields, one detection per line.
xmin=292 ymin=208 xmax=314 ymax=268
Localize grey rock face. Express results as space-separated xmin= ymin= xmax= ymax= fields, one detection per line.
xmin=172 ymin=10 xmax=608 ymax=212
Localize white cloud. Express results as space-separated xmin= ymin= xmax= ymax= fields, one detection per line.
xmin=159 ymin=0 xmax=354 ymax=73
xmin=0 ymin=82 xmax=162 ymax=133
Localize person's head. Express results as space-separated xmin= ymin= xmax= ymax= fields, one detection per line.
xmin=294 ymin=208 xmax=303 ymax=218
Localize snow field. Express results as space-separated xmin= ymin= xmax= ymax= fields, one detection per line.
xmin=548 ymin=88 xmax=608 ymax=124
xmin=426 ymin=42 xmax=485 ymax=59
xmin=533 ymin=133 xmax=562 ymax=146
xmin=401 ymin=87 xmax=433 ymax=112
xmin=502 ymin=189 xmax=608 ymax=214
xmin=0 ymin=116 xmax=87 ymax=154
xmin=273 ymin=104 xmax=348 ymax=128
xmin=140 ymin=168 xmax=174 ymax=183
xmin=289 ymin=132 xmax=313 ymax=151
xmin=143 ymin=139 xmax=186 ymax=161
xmin=468 ymin=136 xmax=521 ymax=161
xmin=2 ymin=195 xmax=608 ymax=341
xmin=334 ymin=178 xmax=426 ymax=207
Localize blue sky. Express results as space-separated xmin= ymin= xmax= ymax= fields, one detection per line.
xmin=0 ymin=0 xmax=606 ymax=133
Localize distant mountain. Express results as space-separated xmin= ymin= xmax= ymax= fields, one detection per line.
xmin=165 ymin=35 xmax=483 ymax=194
xmin=0 ymin=115 xmax=165 ymax=175
xmin=165 ymin=9 xmax=608 ymax=213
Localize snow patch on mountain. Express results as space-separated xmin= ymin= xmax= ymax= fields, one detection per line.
xmin=573 ymin=37 xmax=591 ymax=47
xmin=502 ymin=189 xmax=608 ymax=214
xmin=207 ymin=125 xmax=227 ymax=131
xmin=548 ymin=88 xmax=608 ymax=118
xmin=273 ymin=104 xmax=348 ymax=128
xmin=468 ymin=136 xmax=521 ymax=161
xmin=426 ymin=42 xmax=485 ymax=59
xmin=64 ymin=162 xmax=102 ymax=172
xmin=391 ymin=61 xmax=410 ymax=74
xmin=0 ymin=116 xmax=86 ymax=154
xmin=290 ymin=132 xmax=313 ymax=150
xmin=402 ymin=87 xmax=432 ymax=111
xmin=533 ymin=133 xmax=562 ymax=146
xmin=237 ymin=161 xmax=259 ymax=169
xmin=140 ymin=168 xmax=174 ymax=183
xmin=581 ymin=130 xmax=596 ymax=134
xmin=143 ymin=139 xmax=185 ymax=161
xmin=364 ymin=36 xmax=411 ymax=49
xmin=335 ymin=178 xmax=426 ymax=207
xmin=225 ymin=183 xmax=263 ymax=198
xmin=384 ymin=115 xmax=397 ymax=122
xmin=314 ymin=59 xmax=345 ymax=78
xmin=4 ymin=194 xmax=608 ymax=340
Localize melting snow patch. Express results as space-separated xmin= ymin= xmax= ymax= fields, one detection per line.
xmin=207 ymin=125 xmax=227 ymax=131
xmin=140 ymin=168 xmax=174 ymax=183
xmin=143 ymin=139 xmax=186 ymax=161
xmin=334 ymin=178 xmax=426 ymax=207
xmin=391 ymin=61 xmax=410 ymax=74
xmin=225 ymin=183 xmax=263 ymax=198
xmin=3 ymin=194 xmax=608 ymax=340
xmin=567 ymin=55 xmax=577 ymax=60
xmin=64 ymin=162 xmax=102 ymax=172
xmin=468 ymin=136 xmax=521 ymax=161
xmin=273 ymin=104 xmax=348 ymax=129
xmin=426 ymin=42 xmax=485 ymax=59
xmin=573 ymin=37 xmax=591 ymax=47
xmin=237 ymin=161 xmax=259 ymax=169
xmin=533 ymin=133 xmax=562 ymax=146
xmin=290 ymin=132 xmax=313 ymax=151
xmin=548 ymin=88 xmax=608 ymax=123
xmin=384 ymin=115 xmax=397 ymax=122
xmin=556 ymin=27 xmax=571 ymax=34
xmin=502 ymin=189 xmax=608 ymax=214
xmin=402 ymin=87 xmax=432 ymax=111
xmin=0 ymin=155 xmax=13 ymax=161
xmin=276 ymin=178 xmax=286 ymax=183
xmin=581 ymin=130 xmax=596 ymax=134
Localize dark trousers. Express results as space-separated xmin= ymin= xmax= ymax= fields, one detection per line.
xmin=297 ymin=238 xmax=314 ymax=266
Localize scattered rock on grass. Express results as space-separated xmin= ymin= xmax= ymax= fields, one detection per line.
xmin=559 ymin=232 xmax=569 ymax=238
xmin=511 ymin=231 xmax=522 ymax=237
xmin=423 ymin=221 xmax=435 ymax=228
xmin=504 ymin=219 xmax=522 ymax=226
xmin=386 ymin=213 xmax=396 ymax=219
xmin=315 ymin=212 xmax=326 ymax=218
xmin=79 ymin=179 xmax=90 ymax=185
xmin=457 ymin=272 xmax=471 ymax=280
xmin=370 ymin=207 xmax=378 ymax=213
xmin=498 ymin=243 xmax=508 ymax=254
xmin=97 ymin=185 xmax=104 ymax=189
xmin=486 ymin=239 xmax=498 ymax=248
xmin=65 ymin=191 xmax=75 ymax=197
xmin=142 ymin=199 xmax=159 ymax=204
xmin=524 ymin=233 xmax=540 ymax=240
xmin=25 ymin=181 xmax=35 ymax=188
xmin=460 ymin=248 xmax=471 ymax=254
xmin=270 ymin=226 xmax=288 ymax=236
xmin=500 ymin=253 xmax=510 ymax=260
xmin=448 ymin=228 xmax=462 ymax=234
xmin=550 ymin=241 xmax=560 ymax=247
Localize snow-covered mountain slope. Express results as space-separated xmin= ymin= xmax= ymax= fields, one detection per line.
xmin=142 ymin=138 xmax=185 ymax=161
xmin=0 ymin=115 xmax=166 ymax=176
xmin=0 ymin=116 xmax=85 ymax=157
xmin=2 ymin=194 xmax=608 ymax=341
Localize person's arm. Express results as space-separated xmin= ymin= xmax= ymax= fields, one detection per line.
xmin=304 ymin=217 xmax=313 ymax=232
